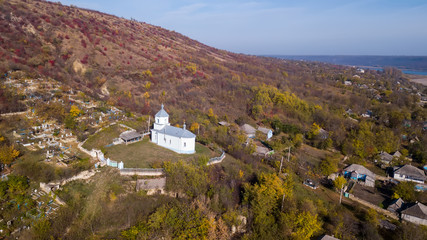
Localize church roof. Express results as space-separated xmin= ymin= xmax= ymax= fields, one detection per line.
xmin=153 ymin=125 xmax=196 ymax=138
xmin=155 ymin=104 xmax=169 ymax=118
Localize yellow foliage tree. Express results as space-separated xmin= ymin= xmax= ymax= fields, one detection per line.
xmin=290 ymin=211 xmax=322 ymax=240
xmin=307 ymin=123 xmax=321 ymax=139
xmin=142 ymin=69 xmax=152 ymax=78
xmin=145 ymin=81 xmax=151 ymax=89
xmin=143 ymin=92 xmax=150 ymax=99
xmin=186 ymin=63 xmax=197 ymax=74
xmin=69 ymin=105 xmax=81 ymax=118
xmin=0 ymin=145 xmax=20 ymax=165
xmin=190 ymin=122 xmax=199 ymax=133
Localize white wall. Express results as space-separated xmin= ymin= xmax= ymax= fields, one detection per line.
xmin=152 ymin=131 xmax=195 ymax=154
xmin=394 ymin=174 xmax=425 ymax=184
xmin=154 ymin=116 xmax=169 ymax=130
xmin=402 ymin=214 xmax=427 ymax=226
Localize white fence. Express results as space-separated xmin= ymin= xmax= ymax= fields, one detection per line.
xmin=119 ymin=168 xmax=164 ymax=176
xmin=207 ymin=151 xmax=226 ymax=165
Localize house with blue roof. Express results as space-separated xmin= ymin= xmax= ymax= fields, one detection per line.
xmin=343 ymin=164 xmax=376 ymax=187
xmin=150 ymin=104 xmax=196 ymax=154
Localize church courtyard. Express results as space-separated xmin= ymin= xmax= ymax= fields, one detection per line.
xmin=104 ymin=137 xmax=215 ymax=168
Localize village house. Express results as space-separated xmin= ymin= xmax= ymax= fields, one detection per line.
xmin=240 ymin=124 xmax=256 ymax=139
xmin=387 ymin=198 xmax=405 ymax=213
xmin=257 ymin=126 xmax=273 ymax=140
xmin=151 ymin=104 xmax=196 ymax=154
xmin=393 ymin=165 xmax=426 ymax=184
xmin=379 ymin=151 xmax=394 ymax=165
xmin=401 ymin=202 xmax=427 ymax=226
xmin=318 ymin=235 xmax=340 ymax=240
xmin=343 ymin=164 xmax=376 ymax=187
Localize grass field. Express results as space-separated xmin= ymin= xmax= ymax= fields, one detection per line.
xmin=104 ymin=137 xmax=215 ymax=168
xmin=82 ymin=124 xmax=126 ymax=150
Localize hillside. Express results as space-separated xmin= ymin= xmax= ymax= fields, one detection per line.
xmin=2 ymin=0 xmax=427 ymax=239
xmin=0 ymin=0 xmax=400 ymax=119
xmin=2 ymin=0 xmax=426 ymax=160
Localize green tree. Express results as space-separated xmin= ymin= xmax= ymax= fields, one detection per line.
xmin=163 ymin=160 xmax=208 ymax=198
xmin=392 ymin=181 xmax=416 ymax=202
xmin=292 ymin=133 xmax=303 ymax=148
xmin=32 ymin=217 xmax=51 ymax=240
xmin=319 ymin=157 xmax=338 ymax=176
xmin=352 ymin=121 xmax=377 ymax=159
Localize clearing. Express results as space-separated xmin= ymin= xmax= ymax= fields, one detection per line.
xmin=83 ymin=124 xmax=127 ymax=150
xmin=104 ymin=137 xmax=216 ymax=168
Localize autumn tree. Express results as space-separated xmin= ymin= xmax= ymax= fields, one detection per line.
xmin=0 ymin=145 xmax=20 ymax=166
xmin=141 ymin=69 xmax=152 ymax=78
xmin=319 ymin=157 xmax=338 ymax=176
xmin=69 ymin=105 xmax=81 ymax=118
xmin=334 ymin=176 xmax=347 ymax=204
xmin=243 ymin=173 xmax=292 ymax=238
xmin=163 ymin=160 xmax=208 ymax=198
xmin=190 ymin=122 xmax=200 ymax=134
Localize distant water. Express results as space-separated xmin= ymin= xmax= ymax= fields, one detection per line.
xmin=268 ymin=55 xmax=427 ymax=76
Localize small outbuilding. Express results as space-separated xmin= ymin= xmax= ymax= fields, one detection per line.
xmin=379 ymin=151 xmax=393 ymax=165
xmin=387 ymin=198 xmax=405 ymax=213
xmin=257 ymin=126 xmax=273 ymax=140
xmin=318 ymin=235 xmax=340 ymax=240
xmin=136 ymin=178 xmax=166 ymax=195
xmin=120 ymin=131 xmax=143 ymax=145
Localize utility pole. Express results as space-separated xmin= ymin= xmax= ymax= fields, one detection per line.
xmin=279 ymin=156 xmax=284 ymax=174
xmin=339 ymin=183 xmax=344 ymax=204
xmin=147 ymin=115 xmax=150 ymax=132
xmin=281 ymin=193 xmax=286 ymax=211
xmin=287 ymin=146 xmax=291 ymax=162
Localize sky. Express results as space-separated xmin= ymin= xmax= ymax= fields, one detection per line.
xmin=58 ymin=0 xmax=427 ymax=56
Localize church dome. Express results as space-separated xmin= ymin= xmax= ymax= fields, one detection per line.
xmin=155 ymin=104 xmax=169 ymax=118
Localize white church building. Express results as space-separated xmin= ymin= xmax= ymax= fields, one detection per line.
xmin=151 ymin=104 xmax=196 ymax=154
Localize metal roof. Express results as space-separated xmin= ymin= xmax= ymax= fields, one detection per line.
xmin=240 ymin=124 xmax=256 ymax=135
xmin=380 ymin=151 xmax=393 ymax=162
xmin=119 ymin=131 xmax=142 ymax=141
xmin=257 ymin=126 xmax=272 ymax=135
xmin=153 ymin=125 xmax=196 ymax=138
xmin=395 ymin=165 xmax=426 ymax=180
xmin=155 ymin=104 xmax=169 ymax=118
xmin=401 ymin=202 xmax=427 ymax=220
xmin=387 ymin=198 xmax=405 ymax=212
xmin=344 ymin=164 xmax=376 ymax=179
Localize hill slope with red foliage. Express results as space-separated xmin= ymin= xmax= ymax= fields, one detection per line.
xmin=0 ymin=0 xmax=404 ymax=122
